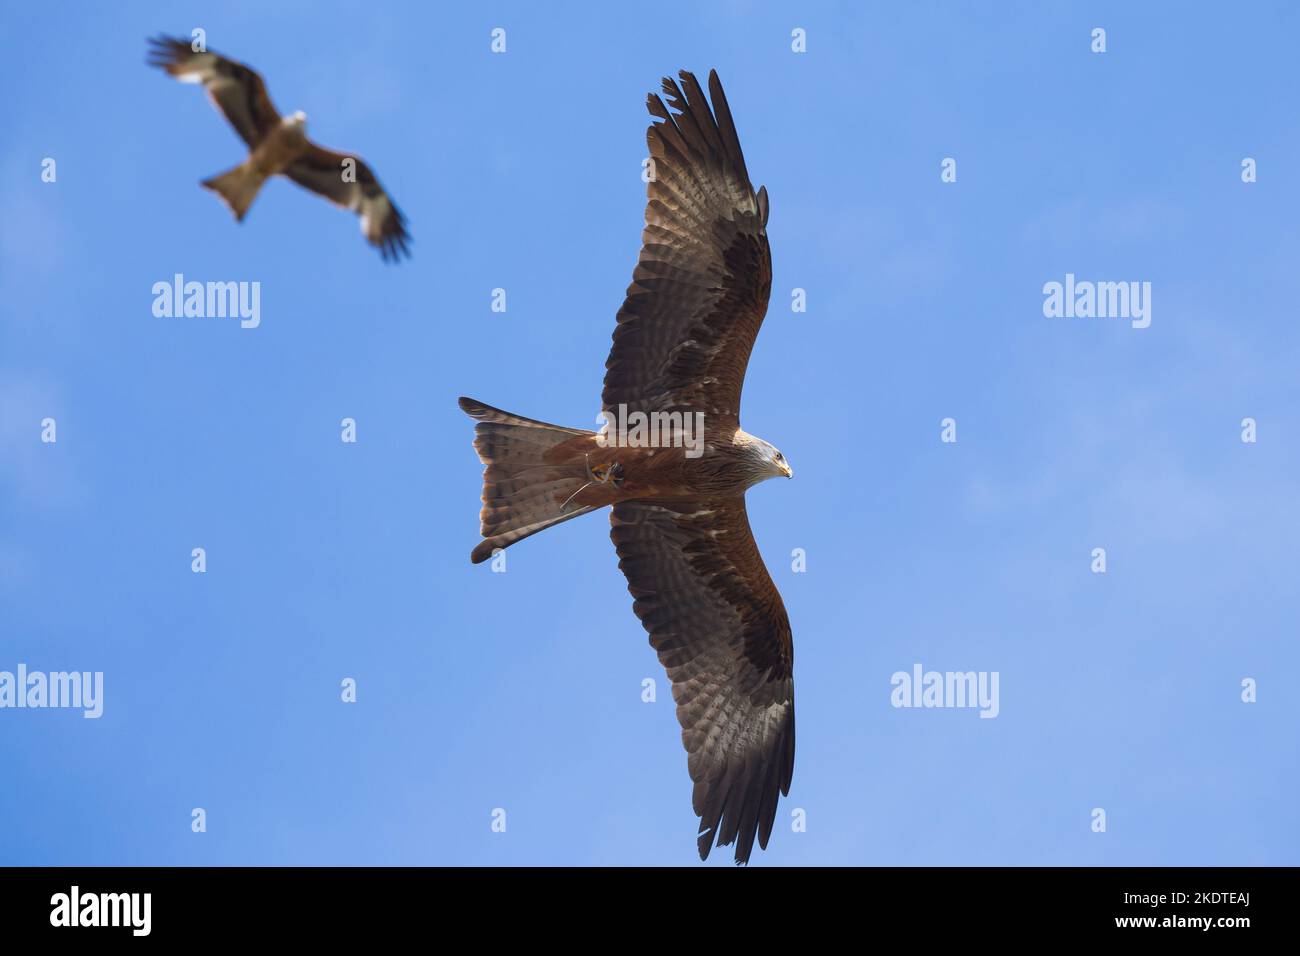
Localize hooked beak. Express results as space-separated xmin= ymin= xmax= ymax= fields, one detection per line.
xmin=780 ymin=461 xmax=793 ymax=479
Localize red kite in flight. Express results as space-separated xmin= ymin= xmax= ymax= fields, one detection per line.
xmin=460 ymin=71 xmax=794 ymax=864
xmin=147 ymin=35 xmax=410 ymax=261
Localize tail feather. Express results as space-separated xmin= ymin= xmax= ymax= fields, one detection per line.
xmin=201 ymin=162 xmax=265 ymax=221
xmin=458 ymin=397 xmax=591 ymax=433
xmin=469 ymin=511 xmax=595 ymax=564
xmin=459 ymin=397 xmax=597 ymax=564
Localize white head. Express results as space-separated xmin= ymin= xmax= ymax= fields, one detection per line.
xmin=737 ymin=429 xmax=793 ymax=483
xmin=287 ymin=110 xmax=308 ymax=129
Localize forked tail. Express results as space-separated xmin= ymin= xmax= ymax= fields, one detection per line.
xmin=201 ymin=162 xmax=265 ymax=221
xmin=458 ymin=397 xmax=597 ymax=563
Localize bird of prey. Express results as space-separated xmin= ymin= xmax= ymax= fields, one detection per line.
xmin=146 ymin=35 xmax=410 ymax=261
xmin=459 ymin=70 xmax=794 ymax=865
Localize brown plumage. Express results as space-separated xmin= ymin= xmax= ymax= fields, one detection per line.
xmin=147 ymin=35 xmax=410 ymax=261
xmin=460 ymin=70 xmax=794 ymax=865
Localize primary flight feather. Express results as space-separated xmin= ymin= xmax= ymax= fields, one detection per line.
xmin=460 ymin=70 xmax=794 ymax=865
xmin=147 ymin=35 xmax=410 ymax=261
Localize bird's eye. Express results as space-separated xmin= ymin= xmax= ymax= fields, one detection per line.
xmin=776 ymin=453 xmax=784 ymax=462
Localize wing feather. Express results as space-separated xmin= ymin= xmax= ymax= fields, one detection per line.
xmin=610 ymin=498 xmax=794 ymax=865
xmin=284 ymin=146 xmax=411 ymax=262
xmin=602 ymin=70 xmax=773 ymax=423
xmin=147 ymin=35 xmax=280 ymax=148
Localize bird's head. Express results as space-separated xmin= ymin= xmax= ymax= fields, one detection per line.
xmin=738 ymin=431 xmax=793 ymax=483
xmin=769 ymin=444 xmax=793 ymax=480
xmin=287 ymin=110 xmax=308 ymax=129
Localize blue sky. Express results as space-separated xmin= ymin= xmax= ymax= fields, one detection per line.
xmin=1 ymin=1 xmax=1296 ymax=866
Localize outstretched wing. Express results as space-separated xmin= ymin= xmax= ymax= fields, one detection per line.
xmin=285 ymin=146 xmax=411 ymax=262
xmin=147 ymin=35 xmax=280 ymax=148
xmin=610 ymin=498 xmax=794 ymax=865
xmin=603 ymin=70 xmax=772 ymax=424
